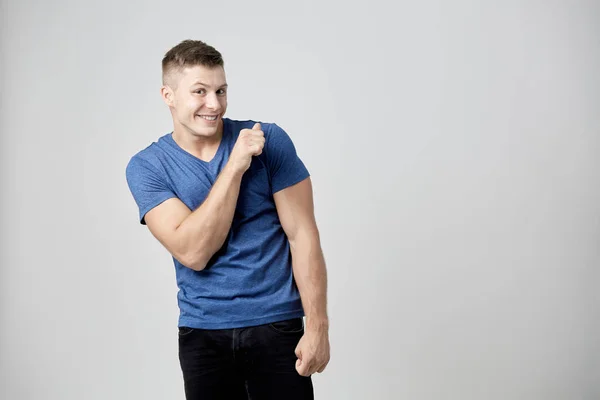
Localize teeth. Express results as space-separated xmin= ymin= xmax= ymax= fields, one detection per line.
xmin=200 ymin=115 xmax=218 ymax=120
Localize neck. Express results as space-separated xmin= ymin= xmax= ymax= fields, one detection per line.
xmin=171 ymin=119 xmax=224 ymax=161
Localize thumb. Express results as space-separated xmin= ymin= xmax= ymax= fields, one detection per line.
xmin=295 ymin=358 xmax=305 ymax=375
xmin=252 ymin=122 xmax=261 ymax=130
xmin=295 ymin=346 xmax=304 ymax=374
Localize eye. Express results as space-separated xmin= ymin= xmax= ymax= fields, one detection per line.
xmin=217 ymin=89 xmax=227 ymax=96
xmin=194 ymin=89 xmax=206 ymax=94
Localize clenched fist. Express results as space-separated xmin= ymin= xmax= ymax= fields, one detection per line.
xmin=228 ymin=122 xmax=265 ymax=174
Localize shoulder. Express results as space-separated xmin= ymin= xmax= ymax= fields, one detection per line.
xmin=126 ymin=133 xmax=171 ymax=178
xmin=224 ymin=117 xmax=283 ymax=139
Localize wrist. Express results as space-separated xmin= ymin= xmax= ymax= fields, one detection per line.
xmin=305 ymin=316 xmax=329 ymax=333
xmin=223 ymin=161 xmax=245 ymax=180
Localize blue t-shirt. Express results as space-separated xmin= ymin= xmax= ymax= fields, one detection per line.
xmin=125 ymin=118 xmax=310 ymax=329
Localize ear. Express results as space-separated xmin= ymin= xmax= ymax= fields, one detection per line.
xmin=160 ymin=85 xmax=175 ymax=107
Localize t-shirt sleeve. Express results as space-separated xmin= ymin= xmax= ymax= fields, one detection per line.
xmin=265 ymin=123 xmax=310 ymax=194
xmin=126 ymin=156 xmax=177 ymax=225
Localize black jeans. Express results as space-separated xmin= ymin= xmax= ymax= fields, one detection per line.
xmin=178 ymin=317 xmax=314 ymax=400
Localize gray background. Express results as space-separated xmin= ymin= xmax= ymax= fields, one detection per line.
xmin=1 ymin=0 xmax=599 ymax=399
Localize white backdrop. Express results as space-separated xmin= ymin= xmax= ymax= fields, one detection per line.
xmin=1 ymin=1 xmax=599 ymax=399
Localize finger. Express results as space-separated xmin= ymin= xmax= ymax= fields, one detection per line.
xmin=309 ymin=356 xmax=328 ymax=375
xmin=317 ymin=362 xmax=328 ymax=373
xmin=295 ymin=358 xmax=306 ymax=376
xmin=252 ymin=122 xmax=262 ymax=131
xmin=250 ymin=131 xmax=264 ymax=140
xmin=310 ymin=362 xmax=321 ymax=375
xmin=302 ymin=359 xmax=315 ymax=376
xmin=249 ymin=139 xmax=264 ymax=152
xmin=297 ymin=360 xmax=311 ymax=377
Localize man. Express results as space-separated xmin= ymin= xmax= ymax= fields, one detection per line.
xmin=125 ymin=39 xmax=330 ymax=399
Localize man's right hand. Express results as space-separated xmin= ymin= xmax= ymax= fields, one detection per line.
xmin=228 ymin=122 xmax=265 ymax=174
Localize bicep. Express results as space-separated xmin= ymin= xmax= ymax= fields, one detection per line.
xmin=144 ymin=197 xmax=192 ymax=259
xmin=273 ymin=177 xmax=318 ymax=242
xmin=265 ymin=123 xmax=310 ymax=194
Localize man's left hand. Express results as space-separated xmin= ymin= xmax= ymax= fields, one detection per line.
xmin=295 ymin=326 xmax=330 ymax=376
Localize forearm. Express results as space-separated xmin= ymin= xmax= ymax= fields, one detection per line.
xmin=176 ymin=162 xmax=243 ymax=270
xmin=290 ymin=230 xmax=329 ymax=332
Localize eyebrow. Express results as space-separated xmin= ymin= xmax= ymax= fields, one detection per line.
xmin=191 ymin=81 xmax=228 ymax=88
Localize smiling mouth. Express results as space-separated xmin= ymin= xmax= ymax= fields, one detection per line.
xmin=197 ymin=114 xmax=220 ymax=121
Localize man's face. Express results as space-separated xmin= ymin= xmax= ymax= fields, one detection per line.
xmin=164 ymin=64 xmax=228 ymax=139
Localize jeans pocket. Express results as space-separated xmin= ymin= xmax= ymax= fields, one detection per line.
xmin=178 ymin=326 xmax=195 ymax=336
xmin=268 ymin=318 xmax=304 ymax=334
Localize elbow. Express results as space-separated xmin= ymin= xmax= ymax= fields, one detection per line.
xmin=173 ymin=232 xmax=213 ymax=271
xmin=175 ymin=234 xmax=225 ymax=271
xmin=179 ymin=251 xmax=209 ymax=272
xmin=288 ymin=227 xmax=320 ymax=252
xmin=187 ymin=259 xmax=207 ymax=272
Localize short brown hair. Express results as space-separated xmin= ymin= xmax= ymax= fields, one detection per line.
xmin=162 ymin=40 xmax=224 ymax=87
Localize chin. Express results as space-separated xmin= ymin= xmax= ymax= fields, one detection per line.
xmin=191 ymin=126 xmax=219 ymax=138
xmin=178 ymin=117 xmax=222 ymax=138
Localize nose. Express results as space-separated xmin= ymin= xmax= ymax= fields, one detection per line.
xmin=205 ymin=92 xmax=220 ymax=111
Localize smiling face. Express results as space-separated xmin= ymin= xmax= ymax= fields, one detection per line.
xmin=161 ymin=64 xmax=228 ymax=141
